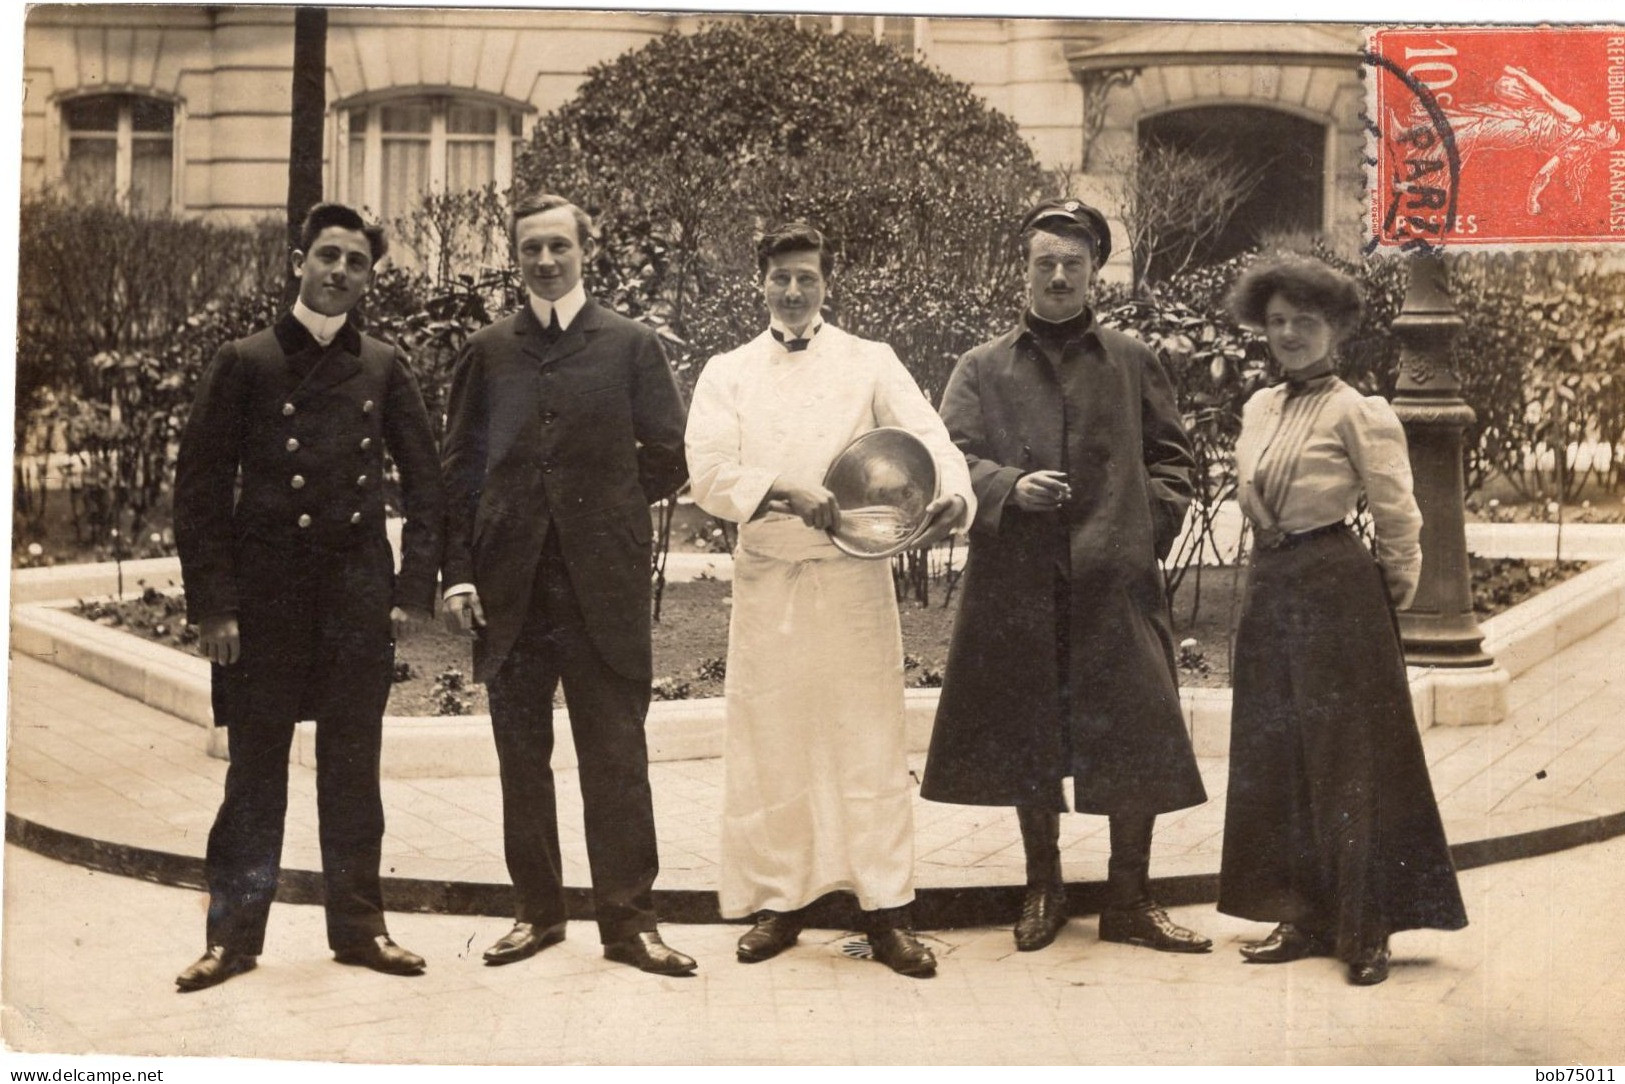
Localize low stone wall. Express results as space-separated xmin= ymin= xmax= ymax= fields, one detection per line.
xmin=14 ymin=554 xmax=1625 ymax=776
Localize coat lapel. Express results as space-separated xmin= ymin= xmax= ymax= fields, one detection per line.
xmin=548 ymin=298 xmax=602 ymax=366
xmin=515 ymin=298 xmax=603 ymax=368
xmin=514 ymin=302 xmax=552 ymax=366
xmin=275 ymin=313 xmax=363 ymax=399
xmin=296 ymin=343 xmax=362 ymax=397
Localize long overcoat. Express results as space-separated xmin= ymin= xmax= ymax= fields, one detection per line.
xmin=440 ymin=299 xmax=688 ymax=684
xmin=921 ymin=313 xmax=1208 ymax=815
xmin=174 ymin=316 xmax=444 ymax=728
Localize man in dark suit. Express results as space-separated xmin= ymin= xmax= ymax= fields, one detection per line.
xmin=173 ymin=203 xmax=444 ymax=991
xmin=440 ymin=193 xmax=694 ymax=975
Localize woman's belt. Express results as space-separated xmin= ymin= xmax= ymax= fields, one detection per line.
xmin=1254 ymin=520 xmax=1349 ymax=551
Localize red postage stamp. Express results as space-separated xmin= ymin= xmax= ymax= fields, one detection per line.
xmin=1366 ymin=26 xmax=1625 ymax=252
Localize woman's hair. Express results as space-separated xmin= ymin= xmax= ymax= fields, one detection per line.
xmin=1226 ymin=255 xmax=1364 ymax=336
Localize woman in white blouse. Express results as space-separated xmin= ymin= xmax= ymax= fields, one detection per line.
xmin=1217 ymin=256 xmax=1467 ymax=987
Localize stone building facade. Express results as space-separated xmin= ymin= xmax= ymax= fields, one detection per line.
xmin=20 ymin=7 xmax=1369 ymax=274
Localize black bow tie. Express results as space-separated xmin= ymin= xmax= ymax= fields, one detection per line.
xmin=771 ymin=328 xmax=810 ymax=353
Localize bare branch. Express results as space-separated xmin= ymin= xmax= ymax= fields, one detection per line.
xmin=1110 ymin=143 xmax=1265 ymax=289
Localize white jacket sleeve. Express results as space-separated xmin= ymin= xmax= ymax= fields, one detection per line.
xmin=1344 ymin=395 xmax=1424 ymax=609
xmin=684 ymin=354 xmax=779 ymax=525
xmin=871 ymin=344 xmax=977 ymax=530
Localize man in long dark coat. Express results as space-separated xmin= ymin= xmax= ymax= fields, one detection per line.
xmin=440 ymin=193 xmax=696 ymax=976
xmin=173 ymin=203 xmax=443 ymax=991
xmin=921 ymin=198 xmax=1211 ymax=955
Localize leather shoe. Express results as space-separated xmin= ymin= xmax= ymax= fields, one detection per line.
xmin=1347 ymin=941 xmax=1391 ymax=986
xmin=333 ymin=934 xmax=426 ymax=975
xmin=1099 ymin=902 xmax=1213 ymax=953
xmin=1240 ymin=923 xmax=1333 ymax=964
xmin=737 ymin=911 xmax=802 ymax=963
xmin=1013 ymin=882 xmax=1068 ymax=952
xmin=868 ymin=927 xmax=937 ymax=978
xmin=603 ymin=930 xmax=697 ymax=976
xmin=175 ymin=945 xmax=256 ymax=992
xmin=483 ymin=920 xmax=567 ymax=966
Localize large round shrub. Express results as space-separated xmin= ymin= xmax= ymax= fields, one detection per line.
xmin=515 ymin=18 xmax=1054 ymax=395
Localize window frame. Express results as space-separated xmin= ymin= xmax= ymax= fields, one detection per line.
xmin=334 ymin=92 xmax=533 ymax=221
xmin=56 ymin=90 xmax=182 ymax=213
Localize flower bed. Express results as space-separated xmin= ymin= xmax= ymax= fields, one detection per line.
xmin=70 ymin=556 xmax=1587 ymax=717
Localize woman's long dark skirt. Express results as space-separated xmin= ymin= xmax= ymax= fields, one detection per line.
xmin=1218 ymin=526 xmax=1468 ymax=961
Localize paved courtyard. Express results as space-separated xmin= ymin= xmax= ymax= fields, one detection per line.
xmin=4 ymin=836 xmax=1624 ymax=1065
xmin=5 ymin=542 xmax=1625 ymax=1064
xmin=8 ymin=603 xmax=1625 ymax=903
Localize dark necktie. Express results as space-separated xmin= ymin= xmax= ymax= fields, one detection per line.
xmin=771 ymin=328 xmax=809 ymax=353
xmin=540 ymin=307 xmax=562 ymax=345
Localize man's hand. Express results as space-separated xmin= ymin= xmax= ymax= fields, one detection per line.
xmin=1010 ymin=470 xmax=1072 ymax=513
xmin=443 ymin=590 xmax=486 ymax=635
xmin=391 ymin=605 xmax=430 ymax=640
xmin=912 ymin=494 xmax=968 ymax=548
xmin=769 ymin=481 xmax=841 ymax=531
xmin=197 ymin=614 xmax=241 ymax=667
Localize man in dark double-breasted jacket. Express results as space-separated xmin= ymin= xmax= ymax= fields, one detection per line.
xmin=173 ymin=203 xmax=443 ymax=991
xmin=922 ymin=199 xmax=1212 ymax=957
xmin=440 ymin=193 xmax=696 ymax=976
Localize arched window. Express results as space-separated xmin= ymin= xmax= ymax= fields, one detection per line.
xmin=1136 ymin=105 xmax=1325 ymax=279
xmin=60 ymin=93 xmax=176 ymax=212
xmin=338 ymin=95 xmax=530 ymax=221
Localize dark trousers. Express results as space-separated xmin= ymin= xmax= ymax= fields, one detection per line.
xmin=486 ymin=542 xmax=660 ymax=943
xmin=1018 ymin=800 xmax=1157 ymax=909
xmin=204 ymin=711 xmax=388 ymax=954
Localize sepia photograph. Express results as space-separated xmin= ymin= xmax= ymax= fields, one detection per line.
xmin=5 ymin=0 xmax=1625 ymax=1070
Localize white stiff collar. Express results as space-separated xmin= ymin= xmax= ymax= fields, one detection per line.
xmin=529 ymin=282 xmax=587 ymax=331
xmin=291 ymin=299 xmax=348 ymax=346
xmin=768 ymin=317 xmax=824 ymax=345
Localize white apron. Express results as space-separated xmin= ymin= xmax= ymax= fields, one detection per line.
xmin=720 ymin=539 xmax=913 ymax=915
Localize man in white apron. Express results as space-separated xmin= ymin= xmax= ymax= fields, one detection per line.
xmin=685 ymin=222 xmax=974 ymax=977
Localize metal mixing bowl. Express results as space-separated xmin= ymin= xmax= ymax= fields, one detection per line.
xmin=822 ymin=427 xmax=939 ymax=559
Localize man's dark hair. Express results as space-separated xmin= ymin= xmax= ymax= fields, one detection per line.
xmin=509 ymin=193 xmax=595 ymax=247
xmin=756 ymin=222 xmax=834 ymax=278
xmin=299 ymin=202 xmax=388 ymax=264
xmin=1227 ymin=255 xmax=1364 ymax=337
